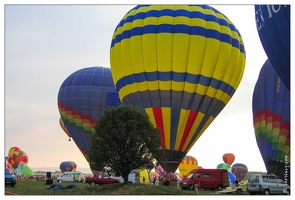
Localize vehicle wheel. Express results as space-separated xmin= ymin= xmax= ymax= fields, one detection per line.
xmin=217 ymin=185 xmax=222 ymax=191
xmin=188 ymin=184 xmax=194 ymax=190
xmin=236 ymin=188 xmax=242 ymax=195
xmin=90 ymin=181 xmax=96 ymax=186
xmin=75 ymin=180 xmax=78 ymax=183
xmin=264 ymin=189 xmax=270 ymax=195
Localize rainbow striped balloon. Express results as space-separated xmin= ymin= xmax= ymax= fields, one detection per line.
xmin=252 ymin=59 xmax=290 ymax=179
xmin=110 ymin=5 xmax=246 ymax=172
xmin=58 ymin=66 xmax=121 ymax=161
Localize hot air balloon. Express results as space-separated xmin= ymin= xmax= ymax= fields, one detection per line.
xmin=57 ymin=66 xmax=121 ymax=162
xmin=60 ymin=161 xmax=74 ymax=173
xmin=5 ymin=160 xmax=13 ymax=171
xmin=252 ymin=59 xmax=290 ymax=184
xmin=217 ymin=163 xmax=231 ymax=172
xmin=222 ymin=153 xmax=235 ymax=165
xmin=110 ymin=5 xmax=246 ymax=172
xmin=231 ymin=163 xmax=248 ymax=180
xmin=20 ymin=165 xmax=34 ymax=176
xmin=178 ymin=155 xmax=198 ymax=176
xmin=59 ymin=117 xmax=71 ymax=141
xmin=255 ymin=5 xmax=290 ymax=90
xmin=228 ymin=171 xmax=236 ymax=184
xmin=8 ymin=147 xmax=28 ymax=171
xmin=69 ymin=161 xmax=77 ymax=171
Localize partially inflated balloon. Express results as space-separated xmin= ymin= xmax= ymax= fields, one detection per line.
xmin=255 ymin=5 xmax=290 ymax=90
xmin=222 ymin=153 xmax=235 ymax=165
xmin=8 ymin=147 xmax=28 ymax=170
xmin=252 ymin=59 xmax=290 ymax=184
xmin=228 ymin=171 xmax=236 ymax=184
xmin=178 ymin=155 xmax=198 ymax=176
xmin=231 ymin=163 xmax=248 ymax=180
xmin=21 ymin=165 xmax=34 ymax=176
xmin=110 ymin=5 xmax=246 ymax=172
xmin=58 ymin=66 xmax=121 ymax=162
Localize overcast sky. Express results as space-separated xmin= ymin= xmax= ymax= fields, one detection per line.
xmin=3 ymin=1 xmax=292 ymax=175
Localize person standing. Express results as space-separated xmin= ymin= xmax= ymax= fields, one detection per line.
xmin=194 ymin=174 xmax=200 ymax=194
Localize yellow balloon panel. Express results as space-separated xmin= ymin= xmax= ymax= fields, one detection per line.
xmin=178 ymin=156 xmax=198 ymax=176
xmin=110 ymin=5 xmax=246 ymax=172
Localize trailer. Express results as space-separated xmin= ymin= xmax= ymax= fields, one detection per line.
xmin=215 ymin=186 xmax=244 ymax=195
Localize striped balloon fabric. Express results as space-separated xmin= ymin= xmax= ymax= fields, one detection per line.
xmin=58 ymin=66 xmax=121 ymax=161
xmin=110 ymin=5 xmax=246 ymax=172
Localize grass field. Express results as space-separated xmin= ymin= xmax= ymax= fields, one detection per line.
xmin=5 ymin=171 xmax=267 ymax=195
xmin=5 ymin=181 xmax=250 ymax=195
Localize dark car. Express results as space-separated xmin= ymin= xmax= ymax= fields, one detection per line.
xmin=5 ymin=168 xmax=16 ymax=187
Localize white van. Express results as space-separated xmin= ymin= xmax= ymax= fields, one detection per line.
xmin=57 ymin=171 xmax=83 ymax=183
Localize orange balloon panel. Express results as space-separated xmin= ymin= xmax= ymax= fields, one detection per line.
xmin=178 ymin=155 xmax=198 ymax=176
xmin=222 ymin=153 xmax=235 ymax=165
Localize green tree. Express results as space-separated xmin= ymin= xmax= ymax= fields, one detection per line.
xmin=89 ymin=105 xmax=163 ymax=183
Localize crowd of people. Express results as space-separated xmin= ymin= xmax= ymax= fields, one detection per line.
xmin=15 ymin=174 xmax=60 ymax=181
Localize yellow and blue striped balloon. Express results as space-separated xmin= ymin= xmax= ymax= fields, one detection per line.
xmin=110 ymin=5 xmax=246 ymax=172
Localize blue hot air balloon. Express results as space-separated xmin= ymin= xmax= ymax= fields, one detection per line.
xmin=255 ymin=5 xmax=290 ymax=90
xmin=57 ymin=66 xmax=121 ymax=163
xmin=110 ymin=5 xmax=246 ymax=172
xmin=252 ymin=59 xmax=290 ymax=184
xmin=228 ymin=171 xmax=236 ymax=184
xmin=60 ymin=161 xmax=74 ymax=173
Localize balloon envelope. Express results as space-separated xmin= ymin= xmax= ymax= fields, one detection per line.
xmin=252 ymin=59 xmax=290 ymax=183
xmin=60 ymin=161 xmax=74 ymax=173
xmin=217 ymin=163 xmax=231 ymax=172
xmin=178 ymin=155 xmax=198 ymax=176
xmin=222 ymin=153 xmax=235 ymax=165
xmin=255 ymin=5 xmax=290 ymax=90
xmin=8 ymin=147 xmax=28 ymax=170
xmin=228 ymin=171 xmax=236 ymax=184
xmin=58 ymin=66 xmax=121 ymax=162
xmin=59 ymin=117 xmax=71 ymax=138
xmin=5 ymin=160 xmax=13 ymax=170
xmin=69 ymin=161 xmax=77 ymax=171
xmin=110 ymin=5 xmax=246 ymax=172
xmin=21 ymin=165 xmax=34 ymax=176
xmin=231 ymin=163 xmax=248 ymax=180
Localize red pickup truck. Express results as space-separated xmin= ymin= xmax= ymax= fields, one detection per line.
xmin=85 ymin=173 xmax=122 ymax=186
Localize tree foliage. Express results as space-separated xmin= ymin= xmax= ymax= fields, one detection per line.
xmin=89 ymin=105 xmax=163 ymax=183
